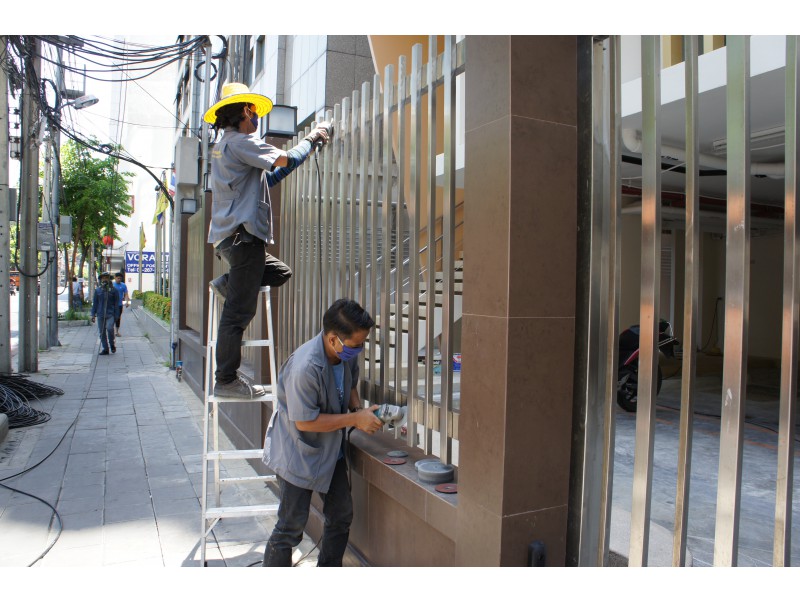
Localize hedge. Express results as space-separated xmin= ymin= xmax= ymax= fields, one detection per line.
xmin=142 ymin=291 xmax=171 ymax=322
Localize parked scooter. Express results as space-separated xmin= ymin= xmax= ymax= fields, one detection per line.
xmin=617 ymin=320 xmax=678 ymax=412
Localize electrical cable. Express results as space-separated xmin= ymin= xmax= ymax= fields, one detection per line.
xmin=700 ymin=297 xmax=721 ymax=351
xmin=0 ymin=375 xmax=66 ymax=566
xmin=0 ymin=337 xmax=102 ymax=566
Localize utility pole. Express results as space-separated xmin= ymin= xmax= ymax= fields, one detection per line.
xmin=39 ymin=135 xmax=51 ymax=350
xmin=48 ymin=46 xmax=64 ymax=347
xmin=19 ymin=37 xmax=41 ymax=373
xmin=0 ymin=36 xmax=12 ymax=374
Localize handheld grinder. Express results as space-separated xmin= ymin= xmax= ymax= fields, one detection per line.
xmin=373 ymin=403 xmax=407 ymax=426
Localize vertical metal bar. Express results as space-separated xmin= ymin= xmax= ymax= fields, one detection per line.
xmin=308 ymin=126 xmax=320 ymax=339
xmin=314 ymin=121 xmax=324 ymax=336
xmin=359 ymin=84 xmax=370 ymax=307
xmin=369 ymin=73 xmax=381 ymax=396
xmin=359 ymin=81 xmax=371 ymax=391
xmin=596 ymin=35 xmax=622 ymax=567
xmin=714 ymin=35 xmax=751 ymax=567
xmin=407 ymin=44 xmax=423 ymax=448
xmin=381 ymin=64 xmax=394 ymax=406
xmin=395 ymin=55 xmax=408 ymax=415
xmin=629 ymin=35 xmax=661 ymax=567
xmin=320 ymin=114 xmax=331 ymax=312
xmin=774 ymin=34 xmax=799 ymax=568
xmin=349 ymin=91 xmax=359 ymax=300
xmin=673 ymin=35 xmax=700 ymax=567
xmin=278 ymin=158 xmax=286 ymax=363
xmin=439 ymin=36 xmax=456 ymax=464
xmin=324 ymin=107 xmax=335 ymax=309
xmin=339 ymin=98 xmax=351 ymax=300
xmin=302 ymin=126 xmax=313 ymax=341
xmin=424 ymin=36 xmax=438 ymax=455
xmin=290 ymin=134 xmax=300 ymax=354
xmin=265 ymin=289 xmax=278 ymax=401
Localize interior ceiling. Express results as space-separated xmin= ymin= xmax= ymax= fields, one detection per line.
xmin=621 ymin=66 xmax=788 ymax=207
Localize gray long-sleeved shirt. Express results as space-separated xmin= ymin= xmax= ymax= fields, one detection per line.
xmin=207 ymin=128 xmax=282 ymax=246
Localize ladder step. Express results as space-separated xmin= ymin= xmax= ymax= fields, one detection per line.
xmin=219 ymin=475 xmax=277 ymax=484
xmin=205 ymin=504 xmax=280 ymax=519
xmin=207 ymin=339 xmax=274 ymax=347
xmin=208 ymin=392 xmax=276 ymax=404
xmin=206 ymin=449 xmax=264 ymax=461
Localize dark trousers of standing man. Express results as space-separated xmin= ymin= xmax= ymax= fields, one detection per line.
xmin=263 ymin=458 xmax=353 ymax=567
xmin=97 ymin=316 xmax=115 ymax=352
xmin=214 ymin=227 xmax=292 ymax=384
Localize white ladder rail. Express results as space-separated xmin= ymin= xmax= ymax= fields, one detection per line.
xmin=200 ymin=285 xmax=279 ymax=566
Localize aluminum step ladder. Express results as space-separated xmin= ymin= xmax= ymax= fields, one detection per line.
xmin=200 ymin=284 xmax=279 ymax=566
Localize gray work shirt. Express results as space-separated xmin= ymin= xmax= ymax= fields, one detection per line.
xmin=207 ymin=128 xmax=282 ymax=245
xmin=263 ymin=332 xmax=359 ymax=493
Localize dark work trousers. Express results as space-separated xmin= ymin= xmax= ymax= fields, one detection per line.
xmin=263 ymin=458 xmax=353 ymax=567
xmin=97 ymin=316 xmax=115 ymax=352
xmin=214 ymin=232 xmax=292 ymax=384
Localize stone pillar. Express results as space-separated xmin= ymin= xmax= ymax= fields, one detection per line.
xmin=457 ymin=36 xmax=578 ymax=566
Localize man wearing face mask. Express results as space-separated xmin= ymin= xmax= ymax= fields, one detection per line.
xmin=261 ymin=299 xmax=383 ymax=567
xmin=90 ymin=271 xmax=120 ymax=355
xmin=203 ymin=83 xmax=331 ymax=399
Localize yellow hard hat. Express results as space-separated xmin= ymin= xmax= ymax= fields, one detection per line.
xmin=203 ymin=82 xmax=273 ymax=124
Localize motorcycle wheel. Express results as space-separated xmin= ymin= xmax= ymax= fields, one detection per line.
xmin=616 ymin=364 xmax=663 ymax=413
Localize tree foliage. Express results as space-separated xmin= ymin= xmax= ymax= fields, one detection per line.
xmin=59 ymin=139 xmax=134 ymax=278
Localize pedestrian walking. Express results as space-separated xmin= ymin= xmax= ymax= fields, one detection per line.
xmin=203 ymin=82 xmax=331 ymax=398
xmin=262 ymin=299 xmax=382 ymax=567
xmin=91 ymin=271 xmax=120 ymax=355
xmin=71 ymin=276 xmax=83 ymax=311
xmin=112 ymin=272 xmax=130 ymax=336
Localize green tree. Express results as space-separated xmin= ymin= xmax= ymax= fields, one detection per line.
xmin=59 ymin=139 xmax=134 ymax=279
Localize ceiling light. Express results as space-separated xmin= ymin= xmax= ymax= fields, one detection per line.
xmin=712 ymin=125 xmax=784 ymax=154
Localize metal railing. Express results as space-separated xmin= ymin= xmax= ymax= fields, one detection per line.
xmin=573 ymin=35 xmax=798 ymax=567
xmin=277 ymin=36 xmax=465 ymax=465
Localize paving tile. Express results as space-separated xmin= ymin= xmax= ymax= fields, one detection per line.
xmin=56 ymin=495 xmax=104 ymax=515
xmin=40 ymin=543 xmax=104 ymax=566
xmin=105 ymin=489 xmax=152 ymax=507
xmin=104 ymin=502 xmax=155 ymax=524
xmin=152 ymin=497 xmax=200 ymax=517
xmin=59 ymin=482 xmax=104 ymax=501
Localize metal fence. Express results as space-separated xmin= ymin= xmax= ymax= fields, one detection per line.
xmin=574 ymin=35 xmax=798 ymax=566
xmin=276 ymin=36 xmax=465 ymax=465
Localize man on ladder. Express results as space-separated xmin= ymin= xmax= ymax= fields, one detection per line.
xmin=203 ymin=82 xmax=331 ymax=399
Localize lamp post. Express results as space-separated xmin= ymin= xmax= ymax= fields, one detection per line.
xmin=46 ymin=91 xmax=99 ymax=348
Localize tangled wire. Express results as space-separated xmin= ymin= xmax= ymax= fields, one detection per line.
xmin=0 ymin=374 xmax=64 ymax=428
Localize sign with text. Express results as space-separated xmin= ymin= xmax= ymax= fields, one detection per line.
xmin=125 ymin=251 xmax=169 ymax=274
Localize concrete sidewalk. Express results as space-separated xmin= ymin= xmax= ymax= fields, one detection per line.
xmin=0 ymin=308 xmax=318 ymax=567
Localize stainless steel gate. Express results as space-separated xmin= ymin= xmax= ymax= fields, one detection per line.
xmin=571 ymin=35 xmax=798 ymax=567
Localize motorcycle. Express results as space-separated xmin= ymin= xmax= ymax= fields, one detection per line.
xmin=616 ymin=319 xmax=678 ymax=413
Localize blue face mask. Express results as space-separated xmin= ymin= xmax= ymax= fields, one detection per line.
xmin=249 ymin=110 xmax=259 ymax=130
xmin=336 ymin=336 xmax=363 ymax=361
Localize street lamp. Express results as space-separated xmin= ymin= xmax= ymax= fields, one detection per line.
xmin=62 ymin=94 xmax=99 ymax=111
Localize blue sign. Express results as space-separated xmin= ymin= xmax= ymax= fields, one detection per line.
xmin=126 ymin=251 xmax=169 ymax=274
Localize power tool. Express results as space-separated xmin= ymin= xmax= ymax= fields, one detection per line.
xmin=373 ymin=403 xmax=407 ymax=426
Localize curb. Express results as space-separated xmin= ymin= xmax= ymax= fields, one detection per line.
xmin=0 ymin=413 xmax=8 ymax=446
